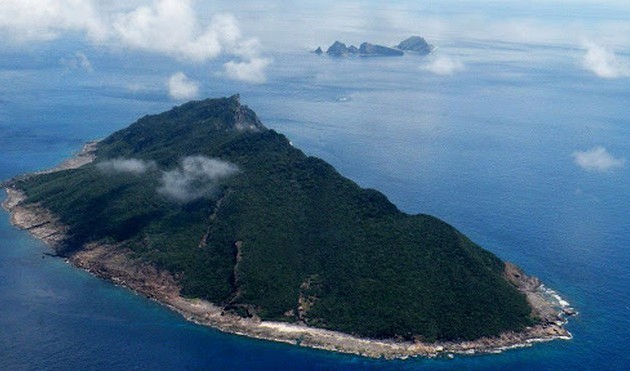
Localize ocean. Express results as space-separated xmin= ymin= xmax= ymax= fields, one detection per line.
xmin=1 ymin=29 xmax=629 ymax=370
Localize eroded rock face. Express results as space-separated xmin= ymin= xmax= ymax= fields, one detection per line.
xmin=326 ymin=41 xmax=350 ymax=56
xmin=504 ymin=262 xmax=576 ymax=325
xmin=396 ymin=36 xmax=433 ymax=54
xmin=2 ymin=188 xmax=68 ymax=250
xmin=71 ymin=243 xmax=183 ymax=302
xmin=359 ymin=42 xmax=404 ymax=56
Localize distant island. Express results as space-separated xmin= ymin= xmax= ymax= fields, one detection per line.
xmin=314 ymin=36 xmax=435 ymax=57
xmin=2 ymin=96 xmax=575 ymax=359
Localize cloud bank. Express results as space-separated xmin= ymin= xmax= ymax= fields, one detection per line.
xmin=582 ymin=42 xmax=630 ymax=79
xmin=97 ymin=158 xmax=157 ymax=175
xmin=113 ymin=3 xmax=239 ymax=63
xmin=0 ymin=0 xmax=108 ymax=42
xmin=168 ymin=72 xmax=199 ymax=100
xmin=158 ymin=156 xmax=239 ymax=202
xmin=422 ymin=56 xmax=465 ymax=76
xmin=0 ymin=0 xmax=270 ymax=83
xmin=224 ymin=57 xmax=271 ymax=84
xmin=572 ymin=146 xmax=625 ymax=172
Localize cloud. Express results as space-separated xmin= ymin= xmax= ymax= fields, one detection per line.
xmin=582 ymin=42 xmax=630 ymax=79
xmin=224 ymin=57 xmax=271 ymax=84
xmin=422 ymin=55 xmax=465 ymax=76
xmin=113 ymin=1 xmax=222 ymax=62
xmin=168 ymin=72 xmax=199 ymax=100
xmin=97 ymin=158 xmax=156 ymax=175
xmin=60 ymin=51 xmax=93 ymax=72
xmin=0 ymin=0 xmax=270 ymax=83
xmin=572 ymin=146 xmax=625 ymax=172
xmin=112 ymin=2 xmax=269 ymax=82
xmin=111 ymin=1 xmax=270 ymax=82
xmin=158 ymin=156 xmax=239 ymax=202
xmin=0 ymin=0 xmax=108 ymax=42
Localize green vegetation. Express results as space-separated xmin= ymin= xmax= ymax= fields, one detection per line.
xmin=16 ymin=95 xmax=534 ymax=341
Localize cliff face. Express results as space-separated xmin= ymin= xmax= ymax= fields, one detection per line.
xmin=326 ymin=41 xmax=355 ymax=56
xmin=359 ymin=42 xmax=404 ymax=56
xmin=397 ymin=36 xmax=433 ymax=54
xmin=11 ymin=96 xmax=537 ymax=342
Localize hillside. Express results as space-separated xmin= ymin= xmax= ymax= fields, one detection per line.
xmin=12 ymin=95 xmax=536 ymax=342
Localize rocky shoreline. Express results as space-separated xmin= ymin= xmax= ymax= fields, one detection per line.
xmin=1 ymin=144 xmax=576 ymax=360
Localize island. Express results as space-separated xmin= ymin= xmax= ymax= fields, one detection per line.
xmin=314 ymin=36 xmax=434 ymax=57
xmin=1 ymin=96 xmax=575 ymax=359
xmin=396 ymin=36 xmax=434 ymax=54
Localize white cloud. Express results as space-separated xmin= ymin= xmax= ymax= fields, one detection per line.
xmin=110 ymin=1 xmax=269 ymax=81
xmin=60 ymin=51 xmax=93 ymax=72
xmin=0 ymin=0 xmax=270 ymax=83
xmin=97 ymin=158 xmax=156 ymax=175
xmin=0 ymin=0 xmax=108 ymax=42
xmin=582 ymin=41 xmax=630 ymax=78
xmin=158 ymin=156 xmax=239 ymax=202
xmin=224 ymin=57 xmax=271 ymax=84
xmin=422 ymin=55 xmax=465 ymax=76
xmin=113 ymin=0 xmax=225 ymax=62
xmin=572 ymin=146 xmax=625 ymax=172
xmin=168 ymin=72 xmax=199 ymax=100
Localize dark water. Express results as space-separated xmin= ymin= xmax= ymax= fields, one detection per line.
xmin=1 ymin=39 xmax=629 ymax=369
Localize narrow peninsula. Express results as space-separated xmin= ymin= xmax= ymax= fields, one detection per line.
xmin=2 ymin=96 xmax=575 ymax=359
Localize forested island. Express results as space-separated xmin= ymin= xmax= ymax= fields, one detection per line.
xmin=2 ymin=96 xmax=574 ymax=358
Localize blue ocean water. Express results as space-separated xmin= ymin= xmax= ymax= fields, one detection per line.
xmin=1 ymin=38 xmax=629 ymax=370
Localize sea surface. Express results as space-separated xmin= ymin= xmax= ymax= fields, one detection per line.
xmin=1 ymin=37 xmax=629 ymax=370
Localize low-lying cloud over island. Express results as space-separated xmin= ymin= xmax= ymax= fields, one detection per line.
xmin=158 ymin=156 xmax=240 ymax=202
xmin=97 ymin=156 xmax=240 ymax=202
xmin=97 ymin=158 xmax=157 ymax=175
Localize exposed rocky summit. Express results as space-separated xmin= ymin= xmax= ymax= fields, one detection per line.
xmin=396 ymin=36 xmax=434 ymax=54
xmin=359 ymin=42 xmax=404 ymax=56
xmin=325 ymin=41 xmax=357 ymax=57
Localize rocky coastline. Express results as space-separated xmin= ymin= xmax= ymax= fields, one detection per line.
xmin=1 ymin=144 xmax=576 ymax=360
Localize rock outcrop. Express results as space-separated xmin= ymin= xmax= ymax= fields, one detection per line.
xmin=359 ymin=42 xmax=404 ymax=56
xmin=396 ymin=36 xmax=434 ymax=54
xmin=316 ymin=36 xmax=433 ymax=58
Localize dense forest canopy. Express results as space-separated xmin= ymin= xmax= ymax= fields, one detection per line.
xmin=17 ymin=96 xmax=534 ymax=341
